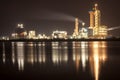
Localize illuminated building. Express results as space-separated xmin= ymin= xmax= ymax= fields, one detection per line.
xmin=79 ymin=23 xmax=88 ymax=38
xmin=28 ymin=30 xmax=36 ymax=39
xmin=37 ymin=34 xmax=43 ymax=39
xmin=37 ymin=34 xmax=48 ymax=39
xmin=15 ymin=24 xmax=27 ymax=39
xmin=73 ymin=18 xmax=79 ymax=36
xmin=89 ymin=4 xmax=108 ymax=38
xmin=89 ymin=11 xmax=95 ymax=28
xmin=76 ymin=3 xmax=108 ymax=39
xmin=99 ymin=25 xmax=108 ymax=38
xmin=11 ymin=33 xmax=18 ymax=39
xmin=93 ymin=4 xmax=101 ymax=37
xmin=52 ymin=30 xmax=67 ymax=39
xmin=1 ymin=36 xmax=9 ymax=40
xmin=73 ymin=18 xmax=88 ymax=39
xmin=8 ymin=3 xmax=111 ymax=40
xmin=88 ymin=11 xmax=94 ymax=37
xmin=94 ymin=4 xmax=101 ymax=28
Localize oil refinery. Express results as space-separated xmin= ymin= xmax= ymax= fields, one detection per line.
xmin=1 ymin=3 xmax=118 ymax=40
xmin=72 ymin=3 xmax=108 ymax=39
xmin=89 ymin=4 xmax=108 ymax=39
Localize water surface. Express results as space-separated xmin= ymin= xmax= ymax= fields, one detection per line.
xmin=0 ymin=41 xmax=120 ymax=80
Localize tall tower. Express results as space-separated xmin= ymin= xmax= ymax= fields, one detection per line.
xmin=74 ymin=18 xmax=79 ymax=36
xmin=89 ymin=3 xmax=108 ymax=38
xmin=94 ymin=3 xmax=101 ymax=27
xmin=89 ymin=11 xmax=95 ymax=28
xmin=92 ymin=3 xmax=101 ymax=36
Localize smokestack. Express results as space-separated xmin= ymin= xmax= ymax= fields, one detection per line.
xmin=74 ymin=18 xmax=79 ymax=35
xmin=89 ymin=11 xmax=94 ymax=28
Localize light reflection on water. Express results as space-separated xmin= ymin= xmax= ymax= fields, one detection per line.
xmin=89 ymin=41 xmax=107 ymax=80
xmin=17 ymin=42 xmax=24 ymax=71
xmin=2 ymin=42 xmax=6 ymax=63
xmin=72 ymin=41 xmax=88 ymax=71
xmin=52 ymin=42 xmax=68 ymax=64
xmin=1 ymin=41 xmax=107 ymax=80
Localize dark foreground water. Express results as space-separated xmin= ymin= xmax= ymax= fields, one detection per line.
xmin=0 ymin=41 xmax=120 ymax=80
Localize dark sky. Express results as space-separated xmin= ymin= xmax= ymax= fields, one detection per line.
xmin=0 ymin=0 xmax=120 ymax=36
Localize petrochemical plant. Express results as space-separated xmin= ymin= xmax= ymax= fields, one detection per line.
xmin=1 ymin=4 xmax=114 ymax=40
xmin=72 ymin=3 xmax=108 ymax=39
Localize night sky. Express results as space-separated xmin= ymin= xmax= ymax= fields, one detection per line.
xmin=0 ymin=0 xmax=120 ymax=36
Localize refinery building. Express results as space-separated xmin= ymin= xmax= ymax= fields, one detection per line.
xmin=89 ymin=4 xmax=108 ymax=38
xmin=10 ymin=3 xmax=108 ymax=40
xmin=73 ymin=3 xmax=108 ymax=39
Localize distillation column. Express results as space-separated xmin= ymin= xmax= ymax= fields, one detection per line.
xmin=88 ymin=11 xmax=94 ymax=37
xmin=94 ymin=4 xmax=101 ymax=36
xmin=74 ymin=18 xmax=79 ymax=36
xmin=89 ymin=11 xmax=94 ymax=28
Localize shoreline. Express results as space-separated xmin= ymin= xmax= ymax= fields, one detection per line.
xmin=0 ymin=38 xmax=120 ymax=42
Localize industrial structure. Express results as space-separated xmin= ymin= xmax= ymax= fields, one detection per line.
xmin=28 ymin=30 xmax=36 ymax=39
xmin=73 ymin=18 xmax=79 ymax=37
xmin=88 ymin=4 xmax=108 ymax=38
xmin=4 ymin=3 xmax=111 ymax=40
xmin=11 ymin=24 xmax=27 ymax=39
xmin=73 ymin=18 xmax=88 ymax=39
xmin=52 ymin=30 xmax=67 ymax=39
xmin=72 ymin=3 xmax=108 ymax=39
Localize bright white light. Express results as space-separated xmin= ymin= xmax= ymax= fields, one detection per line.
xmin=82 ymin=22 xmax=85 ymax=26
xmin=18 ymin=24 xmax=23 ymax=28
